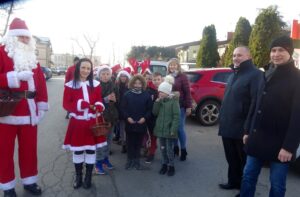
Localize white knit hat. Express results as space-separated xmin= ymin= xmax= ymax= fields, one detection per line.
xmin=117 ymin=70 xmax=131 ymax=79
xmin=158 ymin=75 xmax=174 ymax=95
xmin=97 ymin=65 xmax=112 ymax=76
xmin=8 ymin=18 xmax=31 ymax=37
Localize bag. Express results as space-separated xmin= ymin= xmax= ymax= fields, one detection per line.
xmin=90 ymin=111 xmax=111 ymax=137
xmin=0 ymin=90 xmax=21 ymax=117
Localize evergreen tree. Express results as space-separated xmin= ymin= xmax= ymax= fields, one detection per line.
xmin=222 ymin=17 xmax=252 ymax=66
xmin=249 ymin=6 xmax=286 ymax=67
xmin=196 ymin=25 xmax=220 ymax=67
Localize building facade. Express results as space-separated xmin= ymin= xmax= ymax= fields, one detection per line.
xmin=34 ymin=36 xmax=52 ymax=67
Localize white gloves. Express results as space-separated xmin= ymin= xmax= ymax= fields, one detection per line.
xmin=17 ymin=71 xmax=34 ymax=81
xmin=38 ymin=110 xmax=46 ymax=122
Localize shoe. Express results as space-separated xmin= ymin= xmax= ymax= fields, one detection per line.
xmin=83 ymin=164 xmax=93 ymax=189
xmin=103 ymin=157 xmax=114 ymax=170
xmin=235 ymin=194 xmax=240 ymax=197
xmin=218 ymin=183 xmax=240 ymax=190
xmin=134 ymin=159 xmax=149 ymax=170
xmin=125 ymin=160 xmax=134 ymax=170
xmin=121 ymin=145 xmax=127 ymax=154
xmin=159 ymin=164 xmax=168 ymax=175
xmin=24 ymin=183 xmax=42 ymax=195
xmin=95 ymin=160 xmax=106 ymax=175
xmin=145 ymin=154 xmax=154 ymax=164
xmin=4 ymin=189 xmax=17 ymax=197
xmin=174 ymin=146 xmax=179 ymax=156
xmin=167 ymin=166 xmax=175 ymax=176
xmin=180 ymin=149 xmax=187 ymax=161
xmin=73 ymin=163 xmax=83 ymax=189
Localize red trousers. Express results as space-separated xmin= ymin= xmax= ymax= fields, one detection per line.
xmin=0 ymin=123 xmax=38 ymax=190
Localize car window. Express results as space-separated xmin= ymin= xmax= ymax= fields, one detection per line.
xmin=185 ymin=72 xmax=202 ymax=83
xmin=212 ymin=72 xmax=232 ymax=83
xmin=137 ymin=65 xmax=167 ymax=76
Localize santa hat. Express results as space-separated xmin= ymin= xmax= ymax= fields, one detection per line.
xmin=8 ymin=18 xmax=31 ymax=37
xmin=97 ymin=65 xmax=112 ymax=76
xmin=112 ymin=64 xmax=122 ymax=74
xmin=158 ymin=75 xmax=174 ymax=95
xmin=270 ymin=35 xmax=294 ymax=56
xmin=117 ymin=67 xmax=131 ymax=79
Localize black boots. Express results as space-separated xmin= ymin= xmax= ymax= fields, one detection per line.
xmin=23 ymin=183 xmax=42 ymax=195
xmin=83 ymin=164 xmax=93 ymax=189
xmin=167 ymin=166 xmax=175 ymax=176
xmin=73 ymin=163 xmax=83 ymax=189
xmin=180 ymin=149 xmax=187 ymax=161
xmin=4 ymin=189 xmax=17 ymax=197
xmin=159 ymin=164 xmax=168 ymax=175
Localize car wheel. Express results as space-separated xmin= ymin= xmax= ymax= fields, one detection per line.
xmin=196 ymin=100 xmax=220 ymax=126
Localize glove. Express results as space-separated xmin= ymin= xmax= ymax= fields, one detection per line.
xmin=81 ymin=101 xmax=90 ymax=109
xmin=17 ymin=71 xmax=34 ymax=81
xmin=38 ymin=110 xmax=45 ymax=122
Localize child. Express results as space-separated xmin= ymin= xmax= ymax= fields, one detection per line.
xmin=95 ymin=65 xmax=119 ymax=175
xmin=63 ymin=58 xmax=106 ymax=189
xmin=153 ymin=75 xmax=180 ymax=176
xmin=121 ymin=74 xmax=152 ymax=170
xmin=145 ymin=72 xmax=164 ymax=163
xmin=116 ymin=68 xmax=131 ymax=153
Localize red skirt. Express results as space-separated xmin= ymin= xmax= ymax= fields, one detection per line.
xmin=63 ymin=117 xmax=107 ymax=151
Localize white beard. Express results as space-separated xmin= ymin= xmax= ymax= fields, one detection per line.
xmin=2 ymin=35 xmax=37 ymax=72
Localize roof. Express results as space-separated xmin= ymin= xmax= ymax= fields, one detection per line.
xmin=168 ymin=39 xmax=230 ymax=49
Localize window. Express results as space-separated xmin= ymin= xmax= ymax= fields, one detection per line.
xmin=186 ymin=72 xmax=202 ymax=83
xmin=212 ymin=72 xmax=232 ymax=83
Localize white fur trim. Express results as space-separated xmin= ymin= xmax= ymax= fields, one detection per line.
xmin=0 ymin=179 xmax=16 ymax=190
xmin=117 ymin=70 xmax=131 ymax=80
xmin=94 ymin=102 xmax=105 ymax=111
xmin=85 ymin=153 xmax=96 ymax=164
xmin=69 ymin=112 xmax=101 ymax=120
xmin=7 ymin=71 xmax=20 ymax=88
xmin=72 ymin=152 xmax=84 ymax=164
xmin=0 ymin=115 xmax=31 ymax=125
xmin=63 ymin=142 xmax=107 ymax=151
xmin=65 ymin=80 xmax=100 ymax=89
xmin=22 ymin=175 xmax=38 ymax=185
xmin=8 ymin=29 xmax=31 ymax=37
xmin=97 ymin=65 xmax=112 ymax=77
xmin=77 ymin=99 xmax=85 ymax=112
xmin=37 ymin=102 xmax=49 ymax=111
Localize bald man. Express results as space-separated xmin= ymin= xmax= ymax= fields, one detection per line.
xmin=218 ymin=46 xmax=263 ymax=190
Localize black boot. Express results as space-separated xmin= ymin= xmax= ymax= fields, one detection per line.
xmin=83 ymin=164 xmax=93 ymax=189
xmin=24 ymin=183 xmax=42 ymax=195
xmin=73 ymin=163 xmax=83 ymax=189
xmin=180 ymin=149 xmax=187 ymax=161
xmin=4 ymin=189 xmax=17 ymax=197
xmin=159 ymin=164 xmax=168 ymax=175
xmin=174 ymin=146 xmax=179 ymax=156
xmin=167 ymin=166 xmax=175 ymax=176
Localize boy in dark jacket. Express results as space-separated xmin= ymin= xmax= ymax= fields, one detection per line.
xmin=121 ymin=74 xmax=152 ymax=170
xmin=153 ymin=75 xmax=180 ymax=176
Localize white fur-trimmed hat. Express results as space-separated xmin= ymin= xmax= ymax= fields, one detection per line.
xmin=117 ymin=68 xmax=131 ymax=79
xmin=8 ymin=18 xmax=31 ymax=37
xmin=97 ymin=65 xmax=112 ymax=76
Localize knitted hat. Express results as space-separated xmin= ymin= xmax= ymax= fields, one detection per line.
xmin=117 ymin=68 xmax=131 ymax=79
xmin=8 ymin=18 xmax=31 ymax=37
xmin=97 ymin=65 xmax=112 ymax=76
xmin=270 ymin=35 xmax=294 ymax=56
xmin=158 ymin=75 xmax=174 ymax=95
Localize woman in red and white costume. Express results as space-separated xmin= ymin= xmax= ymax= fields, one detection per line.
xmin=0 ymin=18 xmax=48 ymax=197
xmin=62 ymin=58 xmax=106 ymax=190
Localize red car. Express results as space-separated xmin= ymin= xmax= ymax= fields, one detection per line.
xmin=184 ymin=68 xmax=233 ymax=126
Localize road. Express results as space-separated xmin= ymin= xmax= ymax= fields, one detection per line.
xmin=13 ymin=76 xmax=300 ymax=197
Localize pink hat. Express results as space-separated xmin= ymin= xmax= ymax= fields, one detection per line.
xmin=8 ymin=18 xmax=31 ymax=37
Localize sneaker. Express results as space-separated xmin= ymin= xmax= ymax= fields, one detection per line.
xmin=134 ymin=159 xmax=150 ymax=170
xmin=159 ymin=164 xmax=168 ymax=175
xmin=95 ymin=160 xmax=106 ymax=175
xmin=103 ymin=157 xmax=114 ymax=170
xmin=145 ymin=154 xmax=154 ymax=164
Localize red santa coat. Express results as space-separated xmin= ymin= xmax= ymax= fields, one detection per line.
xmin=0 ymin=45 xmax=49 ymax=125
xmin=63 ymin=80 xmax=107 ymax=151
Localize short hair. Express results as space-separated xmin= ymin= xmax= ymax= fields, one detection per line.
xmin=153 ymin=72 xmax=162 ymax=77
xmin=235 ymin=46 xmax=251 ymax=55
xmin=73 ymin=56 xmax=80 ymax=63
xmin=128 ymin=74 xmax=147 ymax=90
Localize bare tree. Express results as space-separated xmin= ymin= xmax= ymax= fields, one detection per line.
xmin=71 ymin=37 xmax=86 ymax=57
xmin=83 ymin=33 xmax=100 ymax=60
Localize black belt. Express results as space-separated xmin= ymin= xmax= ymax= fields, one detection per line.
xmin=11 ymin=91 xmax=36 ymax=99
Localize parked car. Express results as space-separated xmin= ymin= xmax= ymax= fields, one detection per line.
xmin=41 ymin=66 xmax=52 ymax=80
xmin=184 ymin=68 xmax=233 ymax=126
xmin=138 ymin=61 xmax=168 ymax=76
xmin=52 ymin=67 xmax=67 ymax=75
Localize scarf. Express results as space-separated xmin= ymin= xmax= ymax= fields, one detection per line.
xmin=131 ymin=87 xmax=142 ymax=94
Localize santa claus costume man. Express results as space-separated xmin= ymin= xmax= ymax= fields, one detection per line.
xmin=63 ymin=58 xmax=106 ymax=189
xmin=0 ymin=18 xmax=48 ymax=197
